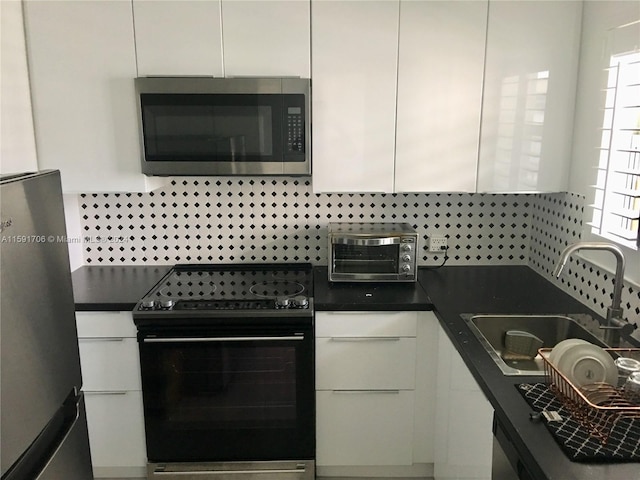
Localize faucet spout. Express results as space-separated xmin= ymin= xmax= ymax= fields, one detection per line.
xmin=553 ymin=242 xmax=630 ymax=346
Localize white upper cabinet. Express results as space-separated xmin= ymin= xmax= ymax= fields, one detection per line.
xmin=133 ymin=0 xmax=224 ymax=76
xmin=24 ymin=0 xmax=164 ymax=193
xmin=395 ymin=1 xmax=487 ymax=193
xmin=477 ymin=0 xmax=582 ymax=192
xmin=133 ymin=0 xmax=309 ymax=78
xmin=222 ymin=0 xmax=310 ymax=78
xmin=311 ymin=0 xmax=400 ymax=193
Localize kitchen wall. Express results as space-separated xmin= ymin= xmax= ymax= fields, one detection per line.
xmin=529 ymin=192 xmax=640 ymax=335
xmin=0 ymin=0 xmax=37 ymax=174
xmin=77 ymin=177 xmax=531 ymax=267
xmin=75 ymin=178 xmax=640 ymax=328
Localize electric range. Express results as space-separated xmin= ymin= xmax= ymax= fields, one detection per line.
xmin=132 ymin=263 xmax=315 ymax=480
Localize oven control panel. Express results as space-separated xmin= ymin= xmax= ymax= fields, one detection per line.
xmin=137 ymin=296 xmax=310 ymax=312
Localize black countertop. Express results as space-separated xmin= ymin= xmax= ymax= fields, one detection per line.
xmin=71 ymin=263 xmax=639 ymax=478
xmin=419 ymin=265 xmax=639 ymax=480
xmin=72 ymin=265 xmax=434 ymax=312
xmin=72 ymin=265 xmax=170 ymax=311
xmin=312 ymin=266 xmax=432 ymax=311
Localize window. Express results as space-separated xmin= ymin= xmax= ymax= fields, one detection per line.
xmin=590 ymin=43 xmax=640 ymax=250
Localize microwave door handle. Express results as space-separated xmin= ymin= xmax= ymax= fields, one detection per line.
xmin=332 ymin=237 xmax=401 ymax=246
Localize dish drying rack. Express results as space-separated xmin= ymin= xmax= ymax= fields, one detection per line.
xmin=539 ymin=347 xmax=640 ymax=443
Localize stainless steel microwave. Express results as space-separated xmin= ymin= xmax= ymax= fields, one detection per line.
xmin=328 ymin=223 xmax=419 ymax=282
xmin=135 ymin=77 xmax=310 ymax=176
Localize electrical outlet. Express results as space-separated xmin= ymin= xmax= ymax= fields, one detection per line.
xmin=428 ymin=234 xmax=448 ymax=253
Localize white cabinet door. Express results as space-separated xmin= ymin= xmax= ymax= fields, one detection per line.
xmin=477 ymin=0 xmax=582 ymax=192
xmin=316 ymin=311 xmax=418 ymax=337
xmin=311 ymin=0 xmax=399 ymax=193
xmin=222 ymin=0 xmax=310 ymax=77
xmin=84 ymin=391 xmax=146 ymax=472
xmin=133 ymin=0 xmax=223 ymax=76
xmin=316 ymin=337 xmax=417 ymax=390
xmin=79 ymin=338 xmax=141 ymax=392
xmin=395 ymin=0 xmax=487 ymax=193
xmin=316 ymin=390 xmax=414 ymax=467
xmin=75 ymin=311 xmax=146 ymax=478
xmin=75 ymin=311 xmax=137 ymax=338
xmin=23 ymin=0 xmax=164 ymax=193
xmin=434 ymin=325 xmax=492 ymax=480
xmin=412 ymin=311 xmax=438 ymax=464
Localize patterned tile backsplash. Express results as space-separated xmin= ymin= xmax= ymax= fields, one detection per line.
xmin=77 ymin=177 xmax=639 ymax=325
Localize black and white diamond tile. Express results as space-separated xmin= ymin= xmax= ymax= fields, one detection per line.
xmin=77 ymin=177 xmax=639 ymax=324
xmin=528 ymin=192 xmax=640 ymax=329
xmin=79 ymin=177 xmax=533 ymax=267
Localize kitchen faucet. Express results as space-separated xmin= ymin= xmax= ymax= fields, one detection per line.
xmin=552 ymin=242 xmax=636 ymax=347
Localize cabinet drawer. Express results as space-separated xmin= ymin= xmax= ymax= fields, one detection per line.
xmin=316 ymin=337 xmax=416 ymax=390
xmin=79 ymin=337 xmax=141 ymax=391
xmin=316 ymin=311 xmax=418 ymax=337
xmin=84 ymin=390 xmax=146 ymax=469
xmin=316 ymin=390 xmax=414 ymax=466
xmin=76 ymin=311 xmax=136 ymax=338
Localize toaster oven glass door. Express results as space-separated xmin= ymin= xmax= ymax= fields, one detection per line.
xmin=332 ymin=243 xmax=399 ymax=275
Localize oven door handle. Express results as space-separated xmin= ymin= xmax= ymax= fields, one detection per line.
xmin=142 ymin=335 xmax=305 ymax=343
xmin=151 ymin=465 xmax=308 ymax=476
xmin=331 ymin=236 xmax=400 ymax=246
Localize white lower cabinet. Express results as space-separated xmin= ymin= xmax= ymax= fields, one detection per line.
xmin=434 ymin=324 xmax=493 ymax=480
xmin=83 ymin=391 xmax=146 ymax=474
xmin=315 ymin=311 xmax=436 ymax=478
xmin=316 ymin=390 xmax=415 ymax=466
xmin=315 ymin=337 xmax=417 ymax=390
xmin=75 ymin=311 xmax=146 ymax=478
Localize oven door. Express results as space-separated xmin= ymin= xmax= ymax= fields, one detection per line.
xmin=138 ymin=324 xmax=314 ymax=463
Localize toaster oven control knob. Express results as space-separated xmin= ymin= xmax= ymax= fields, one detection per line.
xmin=141 ymin=298 xmax=156 ymax=309
xmin=402 ymin=264 xmax=411 ymax=273
xmin=402 ymin=244 xmax=412 ymax=252
xmin=293 ymin=295 xmax=309 ymax=309
xmin=276 ymin=296 xmax=291 ymax=309
xmin=159 ymin=299 xmax=175 ymax=309
xmin=402 ymin=254 xmax=412 ymax=262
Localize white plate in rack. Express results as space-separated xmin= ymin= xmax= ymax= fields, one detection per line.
xmin=556 ymin=343 xmax=618 ymax=388
xmin=548 ymin=338 xmax=589 ymax=365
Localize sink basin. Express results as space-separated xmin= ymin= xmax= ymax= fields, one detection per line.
xmin=461 ymin=314 xmax=606 ymax=376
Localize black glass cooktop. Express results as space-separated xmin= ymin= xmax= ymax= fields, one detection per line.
xmin=133 ymin=264 xmax=313 ymax=320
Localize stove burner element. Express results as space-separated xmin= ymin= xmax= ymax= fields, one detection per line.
xmin=249 ymin=280 xmax=305 ymax=299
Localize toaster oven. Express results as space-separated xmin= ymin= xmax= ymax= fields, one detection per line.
xmin=328 ymin=223 xmax=418 ymax=282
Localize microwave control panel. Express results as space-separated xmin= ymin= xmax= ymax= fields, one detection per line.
xmin=286 ymin=107 xmax=305 ymax=153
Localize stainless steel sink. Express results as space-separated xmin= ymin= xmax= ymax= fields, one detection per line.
xmin=461 ymin=314 xmax=606 ymax=376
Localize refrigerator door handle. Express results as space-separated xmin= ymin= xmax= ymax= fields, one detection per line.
xmin=34 ymin=397 xmax=81 ymax=480
xmin=1 ymin=391 xmax=81 ymax=480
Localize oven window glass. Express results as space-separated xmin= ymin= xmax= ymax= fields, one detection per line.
xmin=139 ymin=330 xmax=314 ymax=462
xmin=332 ymin=244 xmax=399 ymax=274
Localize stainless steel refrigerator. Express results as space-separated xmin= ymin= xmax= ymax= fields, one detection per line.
xmin=1 ymin=170 xmax=93 ymax=480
